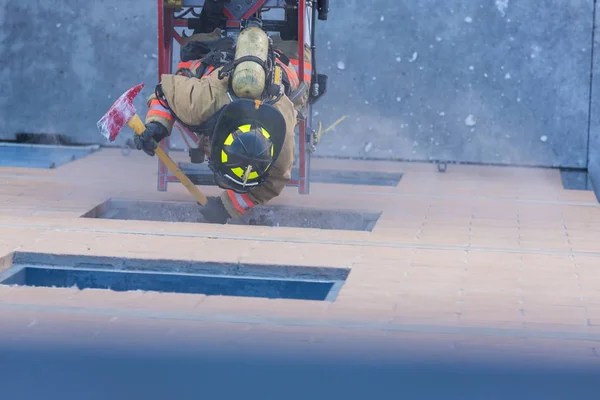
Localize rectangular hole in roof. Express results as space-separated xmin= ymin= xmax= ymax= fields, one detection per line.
xmin=82 ymin=199 xmax=381 ymax=231
xmin=0 ymin=252 xmax=350 ymax=302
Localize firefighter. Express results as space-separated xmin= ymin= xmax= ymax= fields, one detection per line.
xmin=133 ymin=1 xmax=311 ymax=224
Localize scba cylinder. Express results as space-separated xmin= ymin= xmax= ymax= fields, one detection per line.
xmin=231 ymin=26 xmax=269 ymax=99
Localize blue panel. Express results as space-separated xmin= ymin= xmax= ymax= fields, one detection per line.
xmin=0 ymin=266 xmax=337 ymax=301
xmin=0 ymin=144 xmax=99 ymax=169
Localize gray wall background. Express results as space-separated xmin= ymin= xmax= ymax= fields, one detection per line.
xmin=2 ymin=0 xmax=600 ymax=174
xmin=0 ymin=0 xmax=158 ymax=146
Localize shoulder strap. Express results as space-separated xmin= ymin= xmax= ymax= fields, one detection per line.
xmin=274 ymin=49 xmax=290 ymax=66
xmin=217 ymin=55 xmax=268 ymax=80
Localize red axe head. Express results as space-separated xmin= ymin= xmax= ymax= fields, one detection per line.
xmin=97 ymin=83 xmax=145 ymax=142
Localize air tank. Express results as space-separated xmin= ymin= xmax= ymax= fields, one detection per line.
xmin=231 ymin=24 xmax=269 ymax=99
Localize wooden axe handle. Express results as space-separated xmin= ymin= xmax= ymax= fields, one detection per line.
xmin=127 ymin=114 xmax=208 ymax=206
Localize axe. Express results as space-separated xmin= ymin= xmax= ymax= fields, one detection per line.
xmin=97 ymin=84 xmax=208 ymax=206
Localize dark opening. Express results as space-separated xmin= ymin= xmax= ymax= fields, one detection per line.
xmin=177 ymin=162 xmax=403 ymax=187
xmin=0 ymin=253 xmax=349 ymax=302
xmin=82 ymin=199 xmax=381 ymax=231
xmin=12 ymin=133 xmax=74 ymax=145
xmin=1 ymin=267 xmax=338 ymax=301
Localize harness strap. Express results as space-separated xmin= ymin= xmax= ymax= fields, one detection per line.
xmin=217 ymin=55 xmax=268 ymax=80
xmin=288 ymin=81 xmax=308 ymax=104
xmin=274 ymin=49 xmax=290 ymax=66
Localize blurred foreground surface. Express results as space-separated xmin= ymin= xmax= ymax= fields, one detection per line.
xmin=1 ymin=315 xmax=599 ymax=400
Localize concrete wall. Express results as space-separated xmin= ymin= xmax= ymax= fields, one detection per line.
xmin=1 ymin=0 xmax=158 ymax=146
xmin=1 ymin=0 xmax=597 ymax=168
xmin=313 ymin=0 xmax=593 ymax=167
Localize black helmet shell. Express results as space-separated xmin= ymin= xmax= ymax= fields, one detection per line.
xmin=209 ymin=99 xmax=287 ymax=193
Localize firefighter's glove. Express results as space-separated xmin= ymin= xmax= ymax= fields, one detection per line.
xmin=199 ymin=196 xmax=231 ymax=224
xmin=134 ymin=122 xmax=169 ymax=157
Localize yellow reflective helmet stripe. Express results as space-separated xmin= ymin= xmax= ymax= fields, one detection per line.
xmin=229 ymin=125 xmax=270 ymax=139
xmin=231 ymin=167 xmax=244 ymax=178
xmin=231 ymin=167 xmax=259 ymax=179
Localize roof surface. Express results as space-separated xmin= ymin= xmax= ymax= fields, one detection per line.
xmin=0 ymin=148 xmax=599 ymax=368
